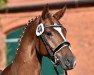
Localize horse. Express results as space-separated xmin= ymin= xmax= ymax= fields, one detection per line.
xmin=0 ymin=5 xmax=76 ymax=75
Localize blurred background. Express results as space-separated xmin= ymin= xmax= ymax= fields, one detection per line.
xmin=0 ymin=0 xmax=94 ymax=75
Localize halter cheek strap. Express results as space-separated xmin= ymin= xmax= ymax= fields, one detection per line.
xmin=39 ymin=34 xmax=54 ymax=57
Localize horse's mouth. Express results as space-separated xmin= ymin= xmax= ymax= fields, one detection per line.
xmin=59 ymin=62 xmax=74 ymax=70
xmin=58 ymin=58 xmax=76 ymax=70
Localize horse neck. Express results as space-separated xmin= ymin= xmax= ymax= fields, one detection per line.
xmin=11 ymin=18 xmax=42 ymax=75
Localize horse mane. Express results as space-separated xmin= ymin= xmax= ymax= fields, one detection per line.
xmin=19 ymin=16 xmax=39 ymax=41
xmin=15 ymin=16 xmax=39 ymax=56
xmin=25 ymin=17 xmax=39 ymax=30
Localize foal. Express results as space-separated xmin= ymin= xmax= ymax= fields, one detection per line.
xmin=1 ymin=5 xmax=76 ymax=75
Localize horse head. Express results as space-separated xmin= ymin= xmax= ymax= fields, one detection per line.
xmin=34 ymin=5 xmax=76 ymax=70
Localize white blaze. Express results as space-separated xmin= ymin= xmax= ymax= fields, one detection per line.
xmin=53 ymin=23 xmax=66 ymax=41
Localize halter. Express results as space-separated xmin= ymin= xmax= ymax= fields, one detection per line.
xmin=36 ymin=20 xmax=70 ymax=75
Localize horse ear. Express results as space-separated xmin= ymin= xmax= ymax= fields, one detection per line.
xmin=53 ymin=6 xmax=66 ymax=20
xmin=41 ymin=4 xmax=49 ymax=19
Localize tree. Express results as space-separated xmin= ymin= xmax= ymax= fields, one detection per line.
xmin=0 ymin=0 xmax=7 ymax=8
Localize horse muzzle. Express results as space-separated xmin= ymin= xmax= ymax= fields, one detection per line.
xmin=59 ymin=55 xmax=76 ymax=70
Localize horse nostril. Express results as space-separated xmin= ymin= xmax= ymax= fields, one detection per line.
xmin=65 ymin=58 xmax=76 ymax=69
xmin=65 ymin=58 xmax=71 ymax=67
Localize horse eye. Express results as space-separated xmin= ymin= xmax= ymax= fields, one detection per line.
xmin=46 ymin=32 xmax=52 ymax=36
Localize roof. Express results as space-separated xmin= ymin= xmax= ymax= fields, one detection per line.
xmin=0 ymin=0 xmax=94 ymax=13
